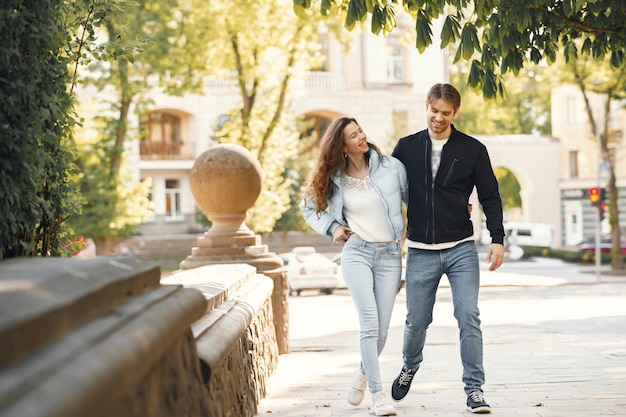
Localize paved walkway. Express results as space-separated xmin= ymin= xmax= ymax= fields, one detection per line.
xmin=255 ymin=259 xmax=626 ymax=417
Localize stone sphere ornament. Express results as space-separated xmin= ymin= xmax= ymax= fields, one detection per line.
xmin=190 ymin=143 xmax=263 ymax=234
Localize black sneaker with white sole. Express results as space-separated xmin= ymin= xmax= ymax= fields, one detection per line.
xmin=390 ymin=366 xmax=417 ymax=401
xmin=466 ymin=390 xmax=491 ymax=413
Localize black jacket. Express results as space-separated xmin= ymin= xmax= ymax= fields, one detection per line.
xmin=392 ymin=125 xmax=504 ymax=245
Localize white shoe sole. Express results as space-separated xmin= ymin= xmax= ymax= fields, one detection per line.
xmin=467 ymin=405 xmax=491 ymax=414
xmin=369 ymin=405 xmax=397 ymax=416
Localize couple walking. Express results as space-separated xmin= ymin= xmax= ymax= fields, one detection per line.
xmin=300 ymin=83 xmax=505 ymax=415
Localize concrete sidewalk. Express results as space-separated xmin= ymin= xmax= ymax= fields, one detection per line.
xmin=255 ymin=260 xmax=626 ymax=416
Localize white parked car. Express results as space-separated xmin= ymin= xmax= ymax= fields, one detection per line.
xmin=279 ymin=247 xmax=339 ymax=296
xmin=330 ymin=253 xmax=348 ymax=290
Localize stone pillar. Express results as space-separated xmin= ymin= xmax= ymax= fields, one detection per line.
xmin=179 ymin=144 xmax=289 ymax=354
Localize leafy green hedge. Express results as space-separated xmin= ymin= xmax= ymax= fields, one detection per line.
xmin=0 ymin=1 xmax=78 ymax=259
xmin=520 ymin=246 xmax=622 ymax=265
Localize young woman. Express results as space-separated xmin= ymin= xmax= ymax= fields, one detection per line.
xmin=299 ymin=117 xmax=407 ymax=416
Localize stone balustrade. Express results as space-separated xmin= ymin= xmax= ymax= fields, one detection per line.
xmin=162 ymin=263 xmax=279 ymax=416
xmin=0 ymin=256 xmax=279 ymax=417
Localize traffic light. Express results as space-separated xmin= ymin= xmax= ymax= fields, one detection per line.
xmin=599 ymin=188 xmax=607 ymax=220
xmin=589 ymin=187 xmax=600 ymax=206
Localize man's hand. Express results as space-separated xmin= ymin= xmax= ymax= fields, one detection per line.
xmin=486 ymin=243 xmax=505 ymax=271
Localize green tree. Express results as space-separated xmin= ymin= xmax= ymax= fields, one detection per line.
xmin=66 ymin=0 xmax=209 ymax=253
xmin=0 ymin=0 xmax=80 ymax=259
xmin=451 ymin=60 xmax=552 ymax=135
xmin=295 ymin=0 xmax=625 ymax=99
xmin=558 ymin=51 xmax=626 ymax=270
xmin=493 ymin=167 xmax=522 ymax=214
xmin=205 ymin=0 xmax=328 ymax=233
xmin=69 ymin=113 xmax=154 ymax=248
xmin=272 ymin=117 xmax=322 ymax=251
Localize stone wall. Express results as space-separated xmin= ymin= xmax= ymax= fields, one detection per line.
xmin=125 ymin=231 xmax=340 ymax=259
xmin=0 ymin=257 xmax=279 ymax=417
xmin=163 ymin=264 xmax=279 ymax=417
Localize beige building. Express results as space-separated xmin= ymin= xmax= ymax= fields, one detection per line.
xmin=552 ymin=84 xmax=626 ymax=247
xmin=124 ymin=23 xmax=448 ymax=236
xmin=79 ymin=21 xmax=625 ymax=249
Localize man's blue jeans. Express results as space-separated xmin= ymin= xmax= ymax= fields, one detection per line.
xmin=342 ymin=235 xmax=402 ymax=393
xmin=402 ymin=241 xmax=485 ymax=394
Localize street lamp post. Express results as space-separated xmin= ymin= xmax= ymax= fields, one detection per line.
xmin=594 ymin=108 xmax=602 ymax=281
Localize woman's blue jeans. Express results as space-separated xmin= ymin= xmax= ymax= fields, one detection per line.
xmin=342 ymin=235 xmax=402 ymax=393
xmin=402 ymin=241 xmax=485 ymax=394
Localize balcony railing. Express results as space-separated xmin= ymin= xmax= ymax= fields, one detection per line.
xmin=139 ymin=141 xmax=193 ymax=160
xmin=305 ymin=72 xmax=346 ymax=90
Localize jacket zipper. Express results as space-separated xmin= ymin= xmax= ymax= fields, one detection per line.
xmin=430 ymin=178 xmax=435 ymax=242
xmin=425 ymin=141 xmax=434 ymax=242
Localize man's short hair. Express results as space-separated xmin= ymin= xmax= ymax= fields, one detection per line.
xmin=426 ymin=83 xmax=461 ymax=111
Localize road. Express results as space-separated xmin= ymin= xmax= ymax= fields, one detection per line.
xmin=257 ymin=257 xmax=626 ymax=416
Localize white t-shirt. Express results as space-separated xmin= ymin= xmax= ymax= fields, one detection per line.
xmin=430 ymin=136 xmax=448 ymax=180
xmin=341 ymin=175 xmax=393 ymax=243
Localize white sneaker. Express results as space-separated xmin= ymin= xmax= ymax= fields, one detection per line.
xmin=346 ymin=369 xmax=367 ymax=406
xmin=370 ymin=391 xmax=397 ymax=416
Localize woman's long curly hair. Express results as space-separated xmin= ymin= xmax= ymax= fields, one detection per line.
xmin=304 ymin=117 xmax=382 ymax=213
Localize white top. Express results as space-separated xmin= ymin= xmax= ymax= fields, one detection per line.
xmin=430 ymin=136 xmax=448 ymax=179
xmin=341 ymin=175 xmax=393 ymax=243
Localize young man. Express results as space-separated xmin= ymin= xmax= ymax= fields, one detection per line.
xmin=391 ymin=83 xmax=505 ymax=414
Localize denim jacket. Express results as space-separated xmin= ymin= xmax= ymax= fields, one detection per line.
xmin=299 ymin=148 xmax=408 ymax=242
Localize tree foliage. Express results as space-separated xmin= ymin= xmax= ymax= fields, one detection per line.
xmin=67 ymin=111 xmax=155 ymax=243
xmin=66 ymin=0 xmax=210 ymax=250
xmin=294 ymin=0 xmax=626 ymax=99
xmin=0 ymin=0 xmax=80 ymax=259
xmin=205 ymin=0 xmax=327 ymax=233
xmin=450 ymin=52 xmax=552 ymax=135
xmin=493 ymin=167 xmax=522 ymax=212
xmin=273 ymin=117 xmax=321 ymax=234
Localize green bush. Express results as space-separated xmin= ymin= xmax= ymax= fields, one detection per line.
xmin=0 ymin=1 xmax=78 ymax=259
xmin=520 ymin=246 xmax=620 ymax=265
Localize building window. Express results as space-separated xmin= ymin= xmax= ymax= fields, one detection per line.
xmin=566 ymin=97 xmax=577 ymax=126
xmin=217 ymin=113 xmax=231 ymax=129
xmin=141 ymin=111 xmax=181 ymax=144
xmin=570 ymin=214 xmax=578 ymax=234
xmin=165 ymin=179 xmax=182 ymax=219
xmin=568 ymin=150 xmax=579 ymax=178
xmin=139 ymin=111 xmax=183 ymax=159
xmin=387 ymin=46 xmax=403 ymax=82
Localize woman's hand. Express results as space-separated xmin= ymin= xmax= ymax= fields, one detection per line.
xmin=333 ymin=226 xmax=353 ymax=243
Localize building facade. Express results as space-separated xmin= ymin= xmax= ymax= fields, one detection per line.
xmin=112 ymin=22 xmax=449 ymax=236
xmin=552 ymin=84 xmax=626 ymax=247
xmin=77 ymin=21 xmax=625 ymax=249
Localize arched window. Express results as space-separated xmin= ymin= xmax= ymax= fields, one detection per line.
xmin=139 ymin=111 xmax=183 ymax=159
xmin=140 ymin=111 xmax=181 ymax=144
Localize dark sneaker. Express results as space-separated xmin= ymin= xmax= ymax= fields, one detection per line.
xmin=466 ymin=390 xmax=491 ymax=414
xmin=391 ymin=366 xmax=417 ymax=401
